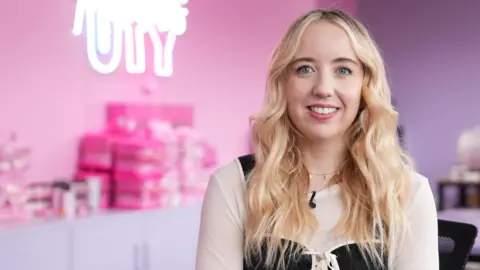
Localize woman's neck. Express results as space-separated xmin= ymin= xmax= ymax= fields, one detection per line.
xmin=300 ymin=139 xmax=347 ymax=176
xmin=298 ymin=138 xmax=347 ymax=191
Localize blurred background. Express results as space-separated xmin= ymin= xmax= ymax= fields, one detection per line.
xmin=0 ymin=0 xmax=478 ymax=269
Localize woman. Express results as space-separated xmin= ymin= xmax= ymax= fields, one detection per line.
xmin=195 ymin=9 xmax=438 ymax=270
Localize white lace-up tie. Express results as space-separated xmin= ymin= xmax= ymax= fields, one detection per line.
xmin=304 ymin=249 xmax=340 ymax=270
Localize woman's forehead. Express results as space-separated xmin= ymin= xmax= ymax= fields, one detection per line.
xmin=294 ymin=21 xmax=357 ymax=63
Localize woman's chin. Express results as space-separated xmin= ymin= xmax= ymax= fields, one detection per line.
xmin=303 ymin=128 xmax=344 ymax=143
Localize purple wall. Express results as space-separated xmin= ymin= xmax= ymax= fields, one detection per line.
xmin=358 ymin=0 xmax=480 ymax=184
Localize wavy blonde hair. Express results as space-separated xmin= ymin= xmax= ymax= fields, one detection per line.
xmin=244 ymin=9 xmax=413 ymax=269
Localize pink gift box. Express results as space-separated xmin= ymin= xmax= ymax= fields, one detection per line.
xmin=115 ymin=191 xmax=182 ymax=209
xmin=98 ymin=195 xmax=109 ymax=209
xmin=114 ymin=159 xmax=168 ymax=177
xmin=80 ymin=133 xmax=112 ymax=152
xmin=176 ymin=127 xmax=217 ymax=169
xmin=114 ymin=139 xmax=167 ymax=162
xmin=114 ymin=192 xmax=160 ymax=209
xmin=94 ymin=193 xmax=109 ymax=209
xmin=114 ymin=171 xmax=179 ymax=193
xmin=78 ymin=152 xmax=112 ymax=170
xmin=78 ymin=133 xmax=115 ymax=169
xmin=106 ymin=103 xmax=194 ymax=137
xmin=114 ymin=171 xmax=181 ymax=209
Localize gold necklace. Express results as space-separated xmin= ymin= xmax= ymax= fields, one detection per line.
xmin=307 ymin=160 xmax=346 ymax=181
xmin=309 ymin=171 xmax=338 ymax=180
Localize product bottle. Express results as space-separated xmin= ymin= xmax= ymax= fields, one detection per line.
xmin=62 ymin=184 xmax=76 ymax=219
xmin=52 ymin=181 xmax=69 ymax=216
xmin=86 ymin=176 xmax=101 ymax=213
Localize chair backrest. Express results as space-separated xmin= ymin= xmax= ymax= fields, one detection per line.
xmin=438 ymin=219 xmax=478 ymax=270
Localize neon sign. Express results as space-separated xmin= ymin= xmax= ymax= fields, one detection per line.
xmin=72 ymin=0 xmax=189 ymax=77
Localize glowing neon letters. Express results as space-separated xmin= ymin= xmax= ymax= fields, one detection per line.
xmin=72 ymin=0 xmax=189 ymax=77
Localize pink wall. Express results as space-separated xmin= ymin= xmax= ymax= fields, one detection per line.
xmin=0 ymin=0 xmax=357 ymax=182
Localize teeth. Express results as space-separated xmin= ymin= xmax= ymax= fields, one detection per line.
xmin=310 ymin=107 xmax=337 ymax=115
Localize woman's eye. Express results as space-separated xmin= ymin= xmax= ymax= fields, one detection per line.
xmin=296 ymin=66 xmax=314 ymax=74
xmin=336 ymin=67 xmax=352 ymax=76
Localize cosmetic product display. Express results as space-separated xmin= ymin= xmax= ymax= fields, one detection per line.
xmin=0 ymin=102 xmax=217 ymax=223
xmin=0 ymin=132 xmax=32 ymax=220
xmin=76 ymin=102 xmax=217 ymax=210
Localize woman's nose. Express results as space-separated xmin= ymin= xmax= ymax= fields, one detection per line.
xmin=311 ymin=73 xmax=334 ymax=98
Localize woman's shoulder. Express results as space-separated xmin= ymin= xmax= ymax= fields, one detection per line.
xmin=408 ymin=171 xmax=433 ymax=199
xmin=405 ymin=170 xmax=437 ymax=216
xmin=213 ymin=157 xmax=248 ymax=181
xmin=204 ymin=157 xmax=247 ymax=212
xmin=210 ymin=157 xmax=248 ymax=189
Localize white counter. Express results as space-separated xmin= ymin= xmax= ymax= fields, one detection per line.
xmin=0 ymin=204 xmax=202 ymax=270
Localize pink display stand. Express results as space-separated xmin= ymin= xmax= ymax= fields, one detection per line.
xmin=75 ymin=102 xmax=214 ymax=210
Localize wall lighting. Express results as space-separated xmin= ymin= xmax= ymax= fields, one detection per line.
xmin=72 ymin=0 xmax=189 ymax=77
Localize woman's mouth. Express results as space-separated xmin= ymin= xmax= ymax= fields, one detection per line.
xmin=307 ymin=106 xmax=339 ymax=115
xmin=307 ymin=105 xmax=339 ymax=121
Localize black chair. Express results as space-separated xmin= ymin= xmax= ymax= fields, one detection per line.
xmin=438 ymin=219 xmax=478 ymax=270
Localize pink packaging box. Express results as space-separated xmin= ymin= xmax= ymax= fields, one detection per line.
xmin=175 ymin=127 xmax=217 ymax=169
xmin=114 ymin=170 xmax=182 ymax=209
xmin=106 ymin=103 xmax=194 ymax=137
xmin=78 ymin=133 xmax=114 ymax=169
xmin=114 ymin=192 xmax=161 ymax=209
xmin=114 ymin=171 xmax=179 ymax=193
xmin=80 ymin=133 xmax=112 ymax=152
xmin=114 ymin=159 xmax=168 ymax=177
xmin=115 ymin=191 xmax=182 ymax=209
xmin=114 ymin=139 xmax=167 ymax=163
xmin=78 ymin=152 xmax=112 ymax=170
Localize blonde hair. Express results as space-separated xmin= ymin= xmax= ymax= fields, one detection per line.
xmin=244 ymin=9 xmax=413 ymax=269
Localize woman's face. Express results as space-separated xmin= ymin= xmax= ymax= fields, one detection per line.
xmin=285 ymin=21 xmax=364 ymax=143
